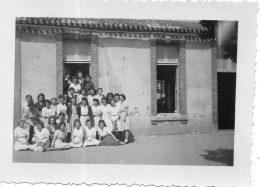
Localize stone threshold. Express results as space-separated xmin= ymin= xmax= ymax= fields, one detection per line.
xmin=150 ymin=113 xmax=188 ymax=123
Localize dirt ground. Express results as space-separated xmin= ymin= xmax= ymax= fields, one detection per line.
xmin=13 ymin=132 xmax=234 ymax=166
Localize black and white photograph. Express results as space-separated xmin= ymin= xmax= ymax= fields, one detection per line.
xmin=0 ymin=0 xmax=257 ymax=187
xmin=13 ymin=17 xmax=238 ymax=166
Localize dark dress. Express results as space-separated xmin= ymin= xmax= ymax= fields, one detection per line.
xmin=34 ymin=102 xmax=46 ymax=112
xmin=65 ymin=94 xmax=76 ymax=105
xmin=83 ymin=81 xmax=95 ymax=93
xmin=63 ymin=78 xmax=71 ymax=94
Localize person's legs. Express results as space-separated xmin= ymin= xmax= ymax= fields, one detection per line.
xmin=124 ymin=130 xmax=129 ymax=143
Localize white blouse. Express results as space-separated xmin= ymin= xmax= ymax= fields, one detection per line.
xmin=110 ymin=106 xmax=120 ymax=116
xmin=69 ymin=83 xmax=81 ymax=94
xmin=84 ymin=127 xmax=96 ymax=139
xmin=34 ymin=128 xmax=49 ymax=144
xmin=91 ymin=105 xmax=101 ymax=117
xmin=56 ymin=103 xmax=67 ymax=116
xmin=100 ymin=104 xmax=111 ymax=117
xmin=98 ymin=127 xmax=111 ymax=137
xmin=42 ymin=107 xmax=56 ymax=118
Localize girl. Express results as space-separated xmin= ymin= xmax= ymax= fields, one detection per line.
xmin=77 ymin=88 xmax=88 ymax=105
xmin=14 ymin=119 xmax=30 ymax=151
xmin=70 ymin=119 xmax=84 ymax=148
xmin=80 ymin=98 xmax=94 ymax=127
xmin=69 ymin=76 xmax=81 ymax=96
xmin=56 ymin=95 xmax=67 ymax=118
xmin=67 ymin=97 xmax=81 ymax=138
xmin=29 ymin=122 xmax=50 ymax=152
xmin=50 ymin=98 xmax=58 ymax=115
xmin=83 ymin=120 xmax=100 ymax=146
xmin=87 ymin=88 xmax=97 ymax=106
xmin=42 ymin=100 xmax=56 ymax=127
xmin=46 ymin=117 xmax=58 ymax=146
xmin=34 ymin=93 xmax=46 ymax=113
xmin=96 ymin=88 xmax=105 ymax=104
xmin=106 ymin=92 xmax=113 ymax=105
xmin=91 ymin=98 xmax=102 ymax=132
xmin=100 ymin=98 xmax=113 ymax=132
xmin=109 ymin=99 xmax=121 ymax=133
xmin=119 ymin=94 xmax=131 ymax=143
xmin=98 ymin=120 xmax=125 ymax=146
xmin=50 ymin=122 xmax=71 ymax=149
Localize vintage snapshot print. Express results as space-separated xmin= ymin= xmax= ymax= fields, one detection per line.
xmin=0 ymin=0 xmax=257 ymax=187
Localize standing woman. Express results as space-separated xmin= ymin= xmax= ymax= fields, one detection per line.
xmin=119 ymin=94 xmax=131 ymax=143
xmin=113 ymin=93 xmax=121 ymax=109
xmin=91 ymin=98 xmax=102 ymax=134
xmin=98 ymin=120 xmax=125 ymax=146
xmin=42 ymin=100 xmax=56 ymax=127
xmin=13 ymin=119 xmax=30 ymax=151
xmin=23 ymin=100 xmax=41 ymax=144
xmin=100 ymin=98 xmax=113 ymax=132
xmin=34 ymin=93 xmax=46 ymax=114
xmin=56 ymin=95 xmax=67 ymax=118
xmin=69 ymin=76 xmax=81 ymax=96
xmin=50 ymin=122 xmax=71 ymax=149
xmin=77 ymin=88 xmax=88 ymax=105
xmin=109 ymin=99 xmax=121 ymax=139
xmin=22 ymin=95 xmax=33 ymax=114
xmin=50 ymin=98 xmax=58 ymax=115
xmin=80 ymin=98 xmax=94 ymax=127
xmin=29 ymin=121 xmax=50 ymax=152
xmin=70 ymin=119 xmax=84 ymax=148
xmin=106 ymin=92 xmax=113 ymax=105
xmin=67 ymin=97 xmax=81 ymax=140
xmin=87 ymin=88 xmax=97 ymax=106
xmin=96 ymin=88 xmax=105 ymax=104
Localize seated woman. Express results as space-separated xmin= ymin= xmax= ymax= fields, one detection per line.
xmin=83 ymin=119 xmax=100 ymax=147
xmin=67 ymin=97 xmax=81 ymax=140
xmin=14 ymin=119 xmax=30 ymax=151
xmin=100 ymin=98 xmax=113 ymax=132
xmin=46 ymin=117 xmax=58 ymax=145
xmin=29 ymin=121 xmax=50 ymax=152
xmin=98 ymin=120 xmax=125 ymax=146
xmin=50 ymin=122 xmax=71 ymax=150
xmin=42 ymin=100 xmax=56 ymax=128
xmin=70 ymin=119 xmax=84 ymax=148
xmin=92 ymin=98 xmax=102 ymax=132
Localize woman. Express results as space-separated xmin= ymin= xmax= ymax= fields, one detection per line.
xmin=119 ymin=94 xmax=131 ymax=143
xmin=14 ymin=119 xmax=30 ymax=151
xmin=29 ymin=121 xmax=50 ymax=152
xmin=67 ymin=97 xmax=81 ymax=138
xmin=80 ymin=98 xmax=94 ymax=127
xmin=22 ymin=95 xmax=33 ymax=114
xmin=23 ymin=100 xmax=41 ymax=144
xmin=92 ymin=98 xmax=102 ymax=132
xmin=56 ymin=95 xmax=67 ymax=118
xmin=50 ymin=122 xmax=71 ymax=149
xmin=106 ymin=92 xmax=113 ymax=105
xmin=42 ymin=100 xmax=56 ymax=127
xmin=56 ymin=112 xmax=69 ymax=142
xmin=113 ymin=93 xmax=121 ymax=109
xmin=65 ymin=87 xmax=75 ymax=105
xmin=100 ymin=98 xmax=113 ymax=132
xmin=46 ymin=117 xmax=58 ymax=145
xmin=109 ymin=99 xmax=121 ymax=133
xmin=98 ymin=120 xmax=125 ymax=146
xmin=50 ymin=97 xmax=58 ymax=115
xmin=87 ymin=88 xmax=97 ymax=106
xmin=96 ymin=88 xmax=105 ymax=104
xmin=77 ymin=88 xmax=88 ymax=105
xmin=70 ymin=119 xmax=84 ymax=148
xmin=69 ymin=76 xmax=81 ymax=96
xmin=83 ymin=120 xmax=100 ymax=146
xmin=34 ymin=93 xmax=46 ymax=113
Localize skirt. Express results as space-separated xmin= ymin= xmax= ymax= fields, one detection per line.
xmin=102 ymin=116 xmax=113 ymax=132
xmin=110 ymin=116 xmax=121 ymax=131
xmin=100 ymin=134 xmax=120 ymax=146
xmin=14 ymin=140 xmax=30 ymax=151
xmin=119 ymin=113 xmax=131 ymax=131
xmin=69 ymin=114 xmax=79 ymax=133
xmin=54 ymin=139 xmax=71 ymax=149
xmin=70 ymin=137 xmax=83 ymax=148
xmin=84 ymin=138 xmax=100 ymax=146
xmin=29 ymin=140 xmax=50 ymax=152
xmin=80 ymin=116 xmax=90 ymax=126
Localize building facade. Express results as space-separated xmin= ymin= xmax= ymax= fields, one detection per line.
xmin=14 ymin=18 xmax=237 ymax=135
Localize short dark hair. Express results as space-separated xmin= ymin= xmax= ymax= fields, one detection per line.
xmin=119 ymin=94 xmax=126 ymax=101
xmin=51 ymin=97 xmax=57 ymax=101
xmin=74 ymin=119 xmax=81 ymax=127
xmin=101 ymin=97 xmax=107 ymax=103
xmin=86 ymin=119 xmax=94 ymax=127
xmin=59 ymin=122 xmax=66 ymax=129
xmin=89 ymin=88 xmax=96 ymax=95
xmin=110 ymin=99 xmax=116 ymax=103
xmin=45 ymin=100 xmax=51 ymax=105
xmin=93 ymin=98 xmax=100 ymax=105
xmin=113 ymin=93 xmax=119 ymax=98
xmin=48 ymin=116 xmax=57 ymax=124
xmin=37 ymin=93 xmax=45 ymax=101
xmin=25 ymin=95 xmax=32 ymax=99
xmin=58 ymin=112 xmax=66 ymax=117
xmin=58 ymin=95 xmax=65 ymax=100
xmin=81 ymin=97 xmax=88 ymax=105
xmin=81 ymin=88 xmax=87 ymax=93
xmin=69 ymin=87 xmax=75 ymax=91
xmin=86 ymin=75 xmax=92 ymax=79
xmin=98 ymin=119 xmax=107 ymax=127
xmin=36 ymin=121 xmax=44 ymax=128
xmin=17 ymin=119 xmax=26 ymax=126
xmin=97 ymin=88 xmax=103 ymax=92
xmin=106 ymin=92 xmax=113 ymax=98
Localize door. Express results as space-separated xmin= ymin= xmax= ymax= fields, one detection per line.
xmin=217 ymin=72 xmax=236 ymax=129
xmin=64 ymin=63 xmax=90 ymax=78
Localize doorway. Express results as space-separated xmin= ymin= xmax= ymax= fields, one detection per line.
xmin=64 ymin=63 xmax=90 ymax=78
xmin=217 ymin=72 xmax=236 ymax=130
xmin=157 ymin=65 xmax=177 ymax=113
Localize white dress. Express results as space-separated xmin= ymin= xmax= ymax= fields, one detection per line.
xmin=69 ymin=83 xmax=81 ymax=95
xmin=87 ymin=95 xmax=98 ymax=106
xmin=53 ymin=130 xmax=71 ymax=149
xmin=100 ymin=104 xmax=113 ymax=132
xmin=30 ymin=128 xmax=50 ymax=152
xmin=56 ymin=103 xmax=67 ymax=116
xmin=110 ymin=105 xmax=121 ymax=131
xmin=83 ymin=127 xmax=100 ymax=146
xmin=95 ymin=94 xmax=105 ymax=104
xmin=14 ymin=126 xmax=30 ymax=151
xmin=42 ymin=107 xmax=56 ymax=127
xmin=77 ymin=94 xmax=88 ymax=104
xmin=91 ymin=105 xmax=101 ymax=130
xmin=119 ymin=101 xmax=131 ymax=131
xmin=70 ymin=127 xmax=84 ymax=148
xmin=80 ymin=105 xmax=90 ymax=126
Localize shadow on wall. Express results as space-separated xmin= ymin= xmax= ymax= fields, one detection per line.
xmin=200 ymin=149 xmax=234 ymax=166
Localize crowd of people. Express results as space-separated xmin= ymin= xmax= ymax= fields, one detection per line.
xmin=14 ymin=71 xmax=131 ymax=152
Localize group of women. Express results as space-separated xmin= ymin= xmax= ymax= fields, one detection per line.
xmin=14 ymin=72 xmax=131 ymax=152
